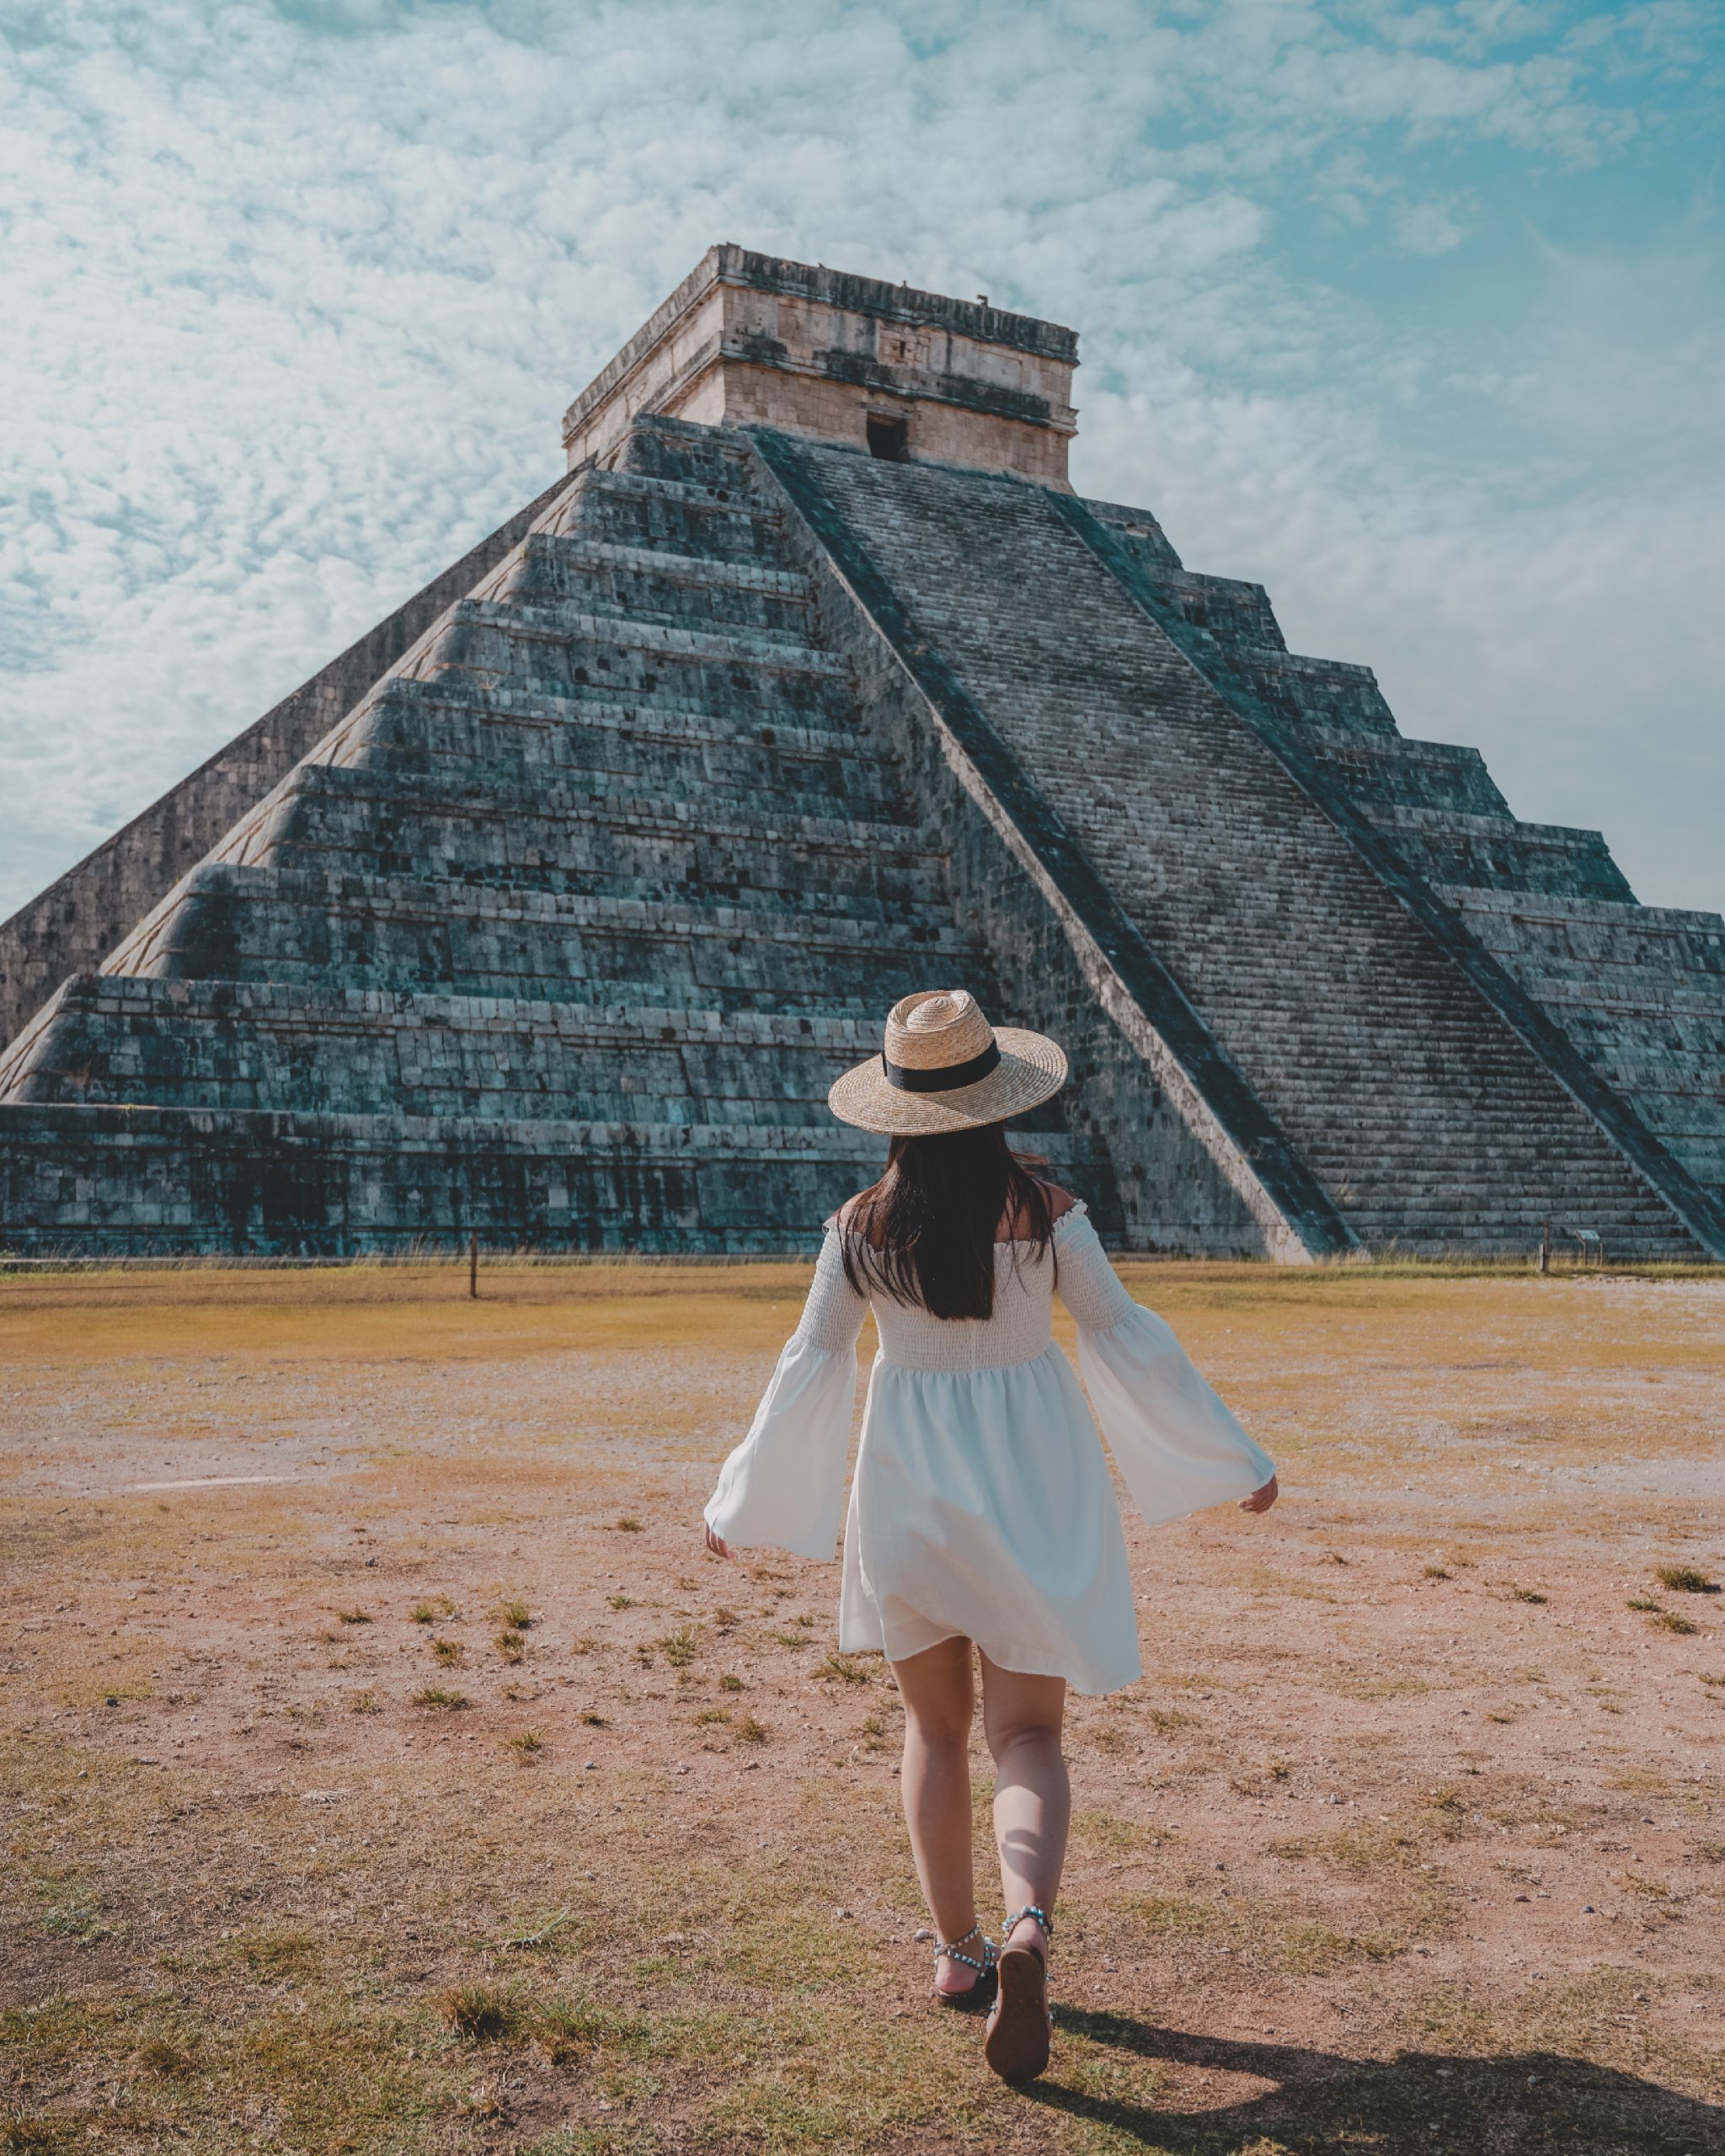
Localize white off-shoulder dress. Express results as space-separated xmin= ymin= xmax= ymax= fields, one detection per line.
xmin=704 ymin=1203 xmax=1274 ymax=1695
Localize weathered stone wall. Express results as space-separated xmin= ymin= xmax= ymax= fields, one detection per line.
xmin=0 ymin=472 xmax=573 ymax=1050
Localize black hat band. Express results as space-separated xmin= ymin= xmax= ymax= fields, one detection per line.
xmin=881 ymin=1039 xmax=1001 ymax=1093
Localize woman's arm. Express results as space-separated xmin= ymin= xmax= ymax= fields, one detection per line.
xmin=1055 ymin=1208 xmax=1278 ymax=1523
xmin=702 ymin=1228 xmax=869 ymax=1561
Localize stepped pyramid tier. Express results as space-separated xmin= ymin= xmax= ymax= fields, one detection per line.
xmin=2 ymin=247 xmax=1721 ymax=1259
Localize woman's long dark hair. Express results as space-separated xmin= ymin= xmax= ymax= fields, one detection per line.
xmin=839 ymin=1123 xmax=1054 ymax=1320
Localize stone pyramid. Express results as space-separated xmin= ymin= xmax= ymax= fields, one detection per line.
xmin=2 ymin=246 xmax=1721 ymax=1261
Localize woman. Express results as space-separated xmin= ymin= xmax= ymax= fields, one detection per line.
xmin=703 ymin=990 xmax=1277 ymax=2084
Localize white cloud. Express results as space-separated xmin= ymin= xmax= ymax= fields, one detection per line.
xmin=0 ymin=0 xmax=1719 ymax=929
xmin=1397 ymin=198 xmax=1470 ymax=249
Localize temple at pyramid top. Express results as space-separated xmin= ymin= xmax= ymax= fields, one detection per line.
xmin=561 ymin=245 xmax=1080 ymax=487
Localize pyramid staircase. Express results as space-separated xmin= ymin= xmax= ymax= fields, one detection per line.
xmin=774 ymin=442 xmax=1715 ymax=1260
xmin=0 ymin=419 xmax=1101 ymax=1251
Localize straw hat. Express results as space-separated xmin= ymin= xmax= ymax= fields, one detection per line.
xmin=827 ymin=990 xmax=1067 ymax=1135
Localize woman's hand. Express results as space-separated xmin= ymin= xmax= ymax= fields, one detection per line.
xmin=1239 ymin=1474 xmax=1279 ymax=1515
xmin=704 ymin=1523 xmax=734 ymax=1559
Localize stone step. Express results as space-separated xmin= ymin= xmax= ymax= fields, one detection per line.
xmin=537 ymin=467 xmax=790 ymax=564
xmin=1550 ymin=1013 xmax=1725 ymax=1065
xmin=1230 ymin=648 xmax=1399 ymax=735
xmin=312 ymin=690 xmax=906 ymax=823
xmin=337 ymin=675 xmax=877 ymax=773
xmin=409 ymin=597 xmax=852 ymax=724
xmin=1436 ymin=885 xmax=1725 ymax=942
xmin=1573 ymin=1054 xmax=1725 ymax=1102
xmin=3 ymin=979 xmax=1058 ymax=1127
xmin=215 ymin=766 xmax=945 ymax=910
xmin=1493 ymin=969 xmax=1725 ymax=1017
xmin=0 ymin=1097 xmax=1118 ymax=1257
xmin=478 ymin=531 xmax=815 ymax=644
xmin=115 ymin=861 xmax=976 ymax=1003
xmin=1161 ymin=570 xmax=1286 ymax=654
xmin=1368 ymin=806 xmax=1635 ymax=902
xmin=497 ymin=532 xmax=809 ymax=600
xmin=613 ymin=415 xmax=761 ymax=488
xmin=1303 ymin=732 xmax=1511 ymax=818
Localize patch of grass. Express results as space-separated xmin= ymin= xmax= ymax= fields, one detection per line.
xmin=334 ymin=1608 xmax=372 ymax=1625
xmin=411 ymin=1686 xmax=468 ymax=1710
xmin=577 ymin=1710 xmax=607 ymax=1726
xmin=569 ymin=1635 xmax=595 ymax=1655
xmin=1510 ymin=1587 xmax=1547 ymax=1604
xmin=40 ymin=1897 xmax=101 ymax=1942
xmin=658 ymin=1624 xmax=698 ymax=1668
xmin=411 ymin=1595 xmax=458 ymax=1624
xmin=1329 ymin=1821 xmax=1418 ymax=1870
xmin=616 ymin=1517 xmax=644 ymax=1533
xmin=607 ymin=1594 xmax=636 ymax=1611
xmin=713 ymin=1606 xmax=740 ymax=1630
xmin=494 ymin=1598 xmax=532 ymax=1629
xmin=772 ymin=1630 xmax=812 ymax=1649
xmin=1078 ymin=1810 xmax=1156 ymax=1855
xmin=697 ymin=1708 xmax=730 ymax=1726
xmin=1699 ymin=1673 xmax=1725 ymax=1688
xmin=817 ymin=1652 xmax=869 ymax=1684
xmin=137 ymin=2036 xmax=198 ymax=2077
xmin=348 ymin=1688 xmax=379 ymax=1715
xmin=718 ymin=1673 xmax=744 ymax=1693
xmin=497 ymin=1629 xmax=527 ymax=1664
xmin=1128 ymin=1894 xmax=1215 ymax=1935
xmin=734 ymin=1713 xmax=768 ymax=1745
xmin=532 ymin=1992 xmax=651 ymax=2068
xmin=0 ymin=2111 xmax=80 ymax=2152
xmin=1628 ymin=1597 xmax=1664 ymax=1613
xmin=431 ymin=1636 xmax=465 ymax=1665
xmin=239 ymin=1930 xmax=320 ymax=1978
xmin=505 ymin=1731 xmax=543 ymax=1758
xmin=1146 ymin=1706 xmax=1197 ymax=1733
xmin=1655 ymin=1610 xmax=1700 ymax=1636
xmin=1423 ymin=1565 xmax=1451 ymax=1580
xmin=441 ymin=1984 xmax=520 ymax=2041
xmin=1278 ymin=1921 xmax=1401 ymax=1972
xmin=1655 ymin=1563 xmax=1719 ymax=1594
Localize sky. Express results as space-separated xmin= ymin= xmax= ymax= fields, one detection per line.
xmin=1 ymin=0 xmax=1721 ymax=925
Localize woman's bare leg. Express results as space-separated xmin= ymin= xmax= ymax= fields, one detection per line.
xmin=978 ymin=1652 xmax=1068 ymax=1952
xmin=890 ymin=1636 xmax=981 ymax=1995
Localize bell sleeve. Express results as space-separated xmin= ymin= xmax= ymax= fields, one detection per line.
xmin=1055 ymin=1206 xmax=1275 ymax=1526
xmin=703 ymin=1228 xmax=868 ymax=1561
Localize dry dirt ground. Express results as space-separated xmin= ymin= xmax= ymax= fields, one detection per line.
xmin=2 ymin=1257 xmax=1722 ymax=2156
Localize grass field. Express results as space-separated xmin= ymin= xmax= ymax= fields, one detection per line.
xmin=2 ymin=1257 xmax=1722 ymax=2154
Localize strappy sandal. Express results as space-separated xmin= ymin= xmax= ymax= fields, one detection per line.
xmin=930 ymin=1922 xmax=998 ymax=2015
xmin=984 ymin=1903 xmax=1053 ymax=2083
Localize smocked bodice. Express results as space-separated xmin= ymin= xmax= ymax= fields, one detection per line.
xmin=801 ymin=1203 xmax=1132 ymax=1372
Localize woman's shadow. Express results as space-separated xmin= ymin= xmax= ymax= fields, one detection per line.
xmin=1028 ymin=2005 xmax=1722 ymax=2153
